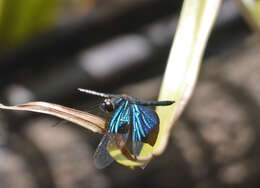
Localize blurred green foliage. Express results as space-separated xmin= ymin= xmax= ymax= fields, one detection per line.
xmin=0 ymin=0 xmax=61 ymax=48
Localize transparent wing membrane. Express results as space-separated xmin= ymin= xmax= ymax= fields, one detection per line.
xmin=132 ymin=141 xmax=144 ymax=157
xmin=93 ymin=134 xmax=114 ymax=169
xmin=93 ymin=130 xmax=130 ymax=169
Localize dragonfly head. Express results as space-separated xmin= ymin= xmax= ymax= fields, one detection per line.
xmin=100 ymin=98 xmax=115 ymax=113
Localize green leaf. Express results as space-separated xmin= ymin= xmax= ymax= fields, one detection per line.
xmin=238 ymin=0 xmax=260 ymax=33
xmin=108 ymin=0 xmax=222 ymax=168
xmin=0 ymin=0 xmax=61 ymax=47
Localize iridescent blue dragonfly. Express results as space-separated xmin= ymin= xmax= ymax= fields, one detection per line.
xmin=78 ymin=88 xmax=174 ymax=168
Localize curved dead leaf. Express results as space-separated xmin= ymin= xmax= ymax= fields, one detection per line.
xmin=0 ymin=101 xmax=149 ymax=167
xmin=0 ymin=102 xmax=107 ymax=133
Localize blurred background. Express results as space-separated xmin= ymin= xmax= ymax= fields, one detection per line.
xmin=0 ymin=0 xmax=260 ymax=187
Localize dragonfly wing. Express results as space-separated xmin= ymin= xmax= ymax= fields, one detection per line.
xmin=93 ymin=130 xmax=130 ymax=169
xmin=131 ymin=104 xmax=159 ymax=146
xmin=107 ymin=100 xmax=131 ymax=134
xmin=93 ymin=134 xmax=114 ymax=169
xmin=132 ymin=141 xmax=144 ymax=156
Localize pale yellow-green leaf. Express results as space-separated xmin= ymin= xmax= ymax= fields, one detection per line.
xmin=109 ymin=0 xmax=222 ymax=168
xmin=238 ymin=0 xmax=260 ymax=33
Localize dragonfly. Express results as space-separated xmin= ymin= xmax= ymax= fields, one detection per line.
xmin=78 ymin=88 xmax=174 ymax=169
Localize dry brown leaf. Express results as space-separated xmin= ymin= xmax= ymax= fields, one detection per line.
xmin=0 ymin=101 xmax=107 ymax=133
xmin=0 ymin=101 xmax=159 ymax=168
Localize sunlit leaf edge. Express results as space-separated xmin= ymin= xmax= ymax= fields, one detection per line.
xmin=109 ymin=0 xmax=222 ymax=168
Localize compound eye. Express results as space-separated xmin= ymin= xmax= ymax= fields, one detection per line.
xmin=100 ymin=99 xmax=114 ymax=112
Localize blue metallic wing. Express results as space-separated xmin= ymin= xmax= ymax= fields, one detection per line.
xmin=107 ymin=99 xmax=131 ymax=134
xmin=131 ymin=104 xmax=159 ymax=146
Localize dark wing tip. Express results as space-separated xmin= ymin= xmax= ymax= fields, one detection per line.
xmin=142 ymin=125 xmax=159 ymax=146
